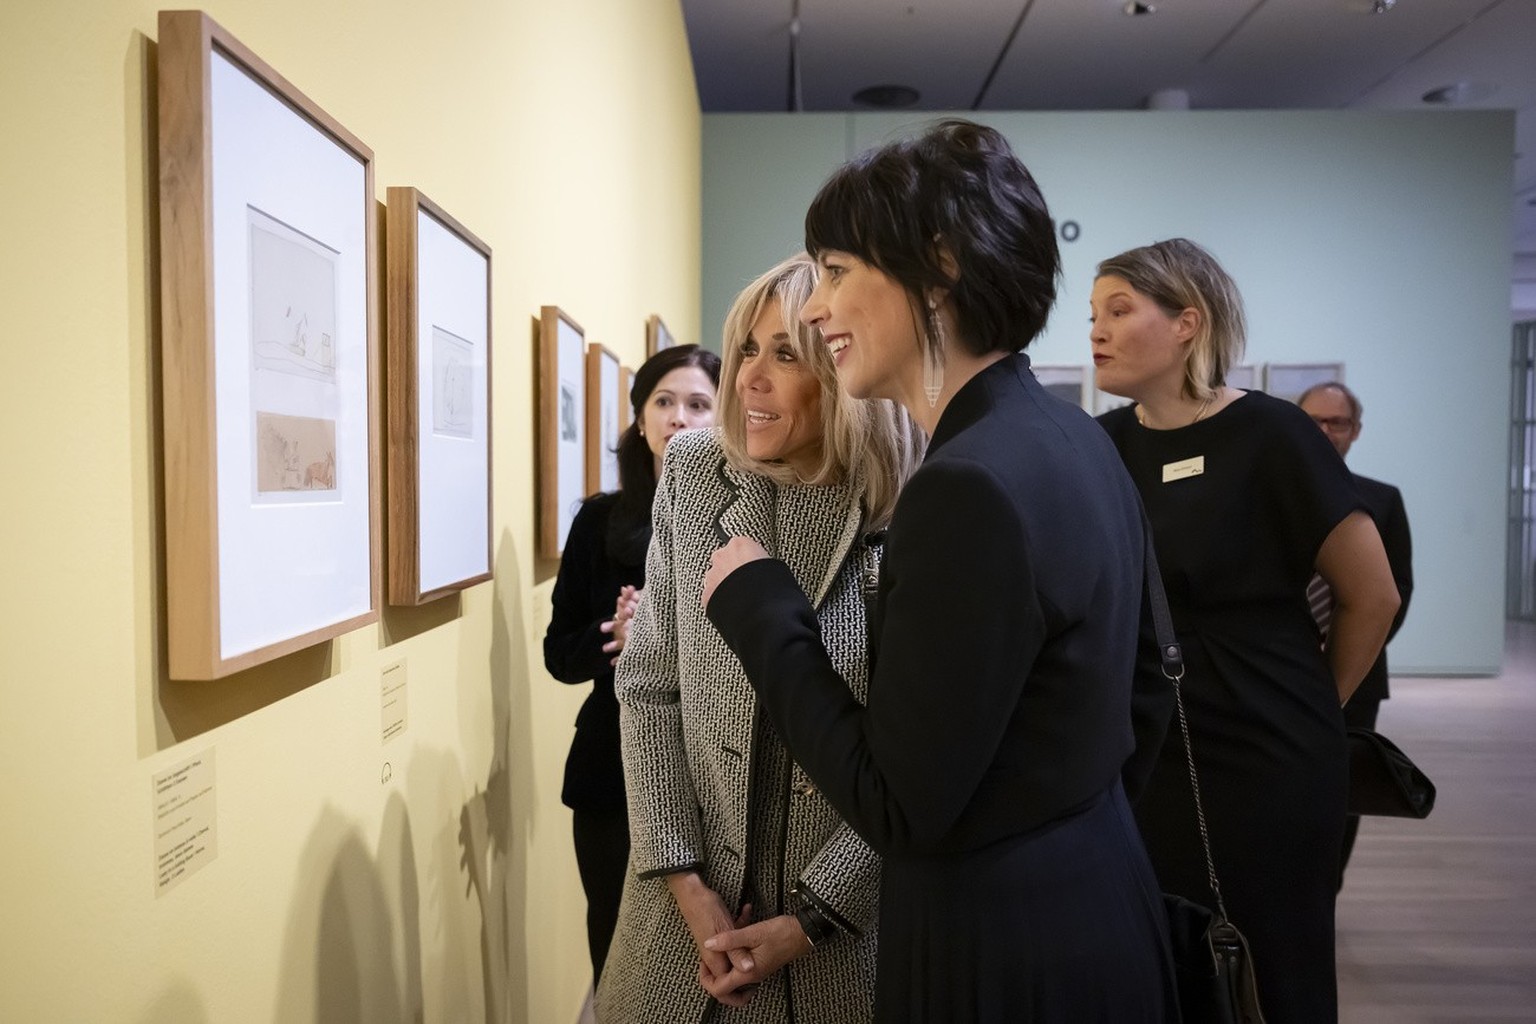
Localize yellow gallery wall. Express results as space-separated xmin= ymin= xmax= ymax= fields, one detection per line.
xmin=0 ymin=0 xmax=700 ymax=1021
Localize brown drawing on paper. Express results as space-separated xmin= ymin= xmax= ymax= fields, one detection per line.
xmin=248 ymin=206 xmax=340 ymax=383
xmin=256 ymin=412 xmax=338 ymax=497
xmin=432 ymin=326 xmax=474 ymax=439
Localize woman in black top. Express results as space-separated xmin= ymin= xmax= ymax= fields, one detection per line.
xmin=699 ymin=120 xmax=1176 ymax=1022
xmin=543 ymin=343 xmax=720 ymax=983
xmin=1090 ymin=238 xmax=1400 ymax=1023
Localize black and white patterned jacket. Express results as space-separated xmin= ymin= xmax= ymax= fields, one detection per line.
xmin=596 ymin=427 xmax=881 ymax=1023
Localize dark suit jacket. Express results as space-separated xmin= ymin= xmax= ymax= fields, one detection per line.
xmin=542 ymin=492 xmax=645 ymax=812
xmin=1352 ymin=473 xmax=1413 ymax=704
xmin=708 ymin=353 xmax=1172 ymax=856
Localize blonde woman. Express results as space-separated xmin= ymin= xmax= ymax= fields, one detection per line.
xmin=596 ymin=254 xmax=921 ymax=1023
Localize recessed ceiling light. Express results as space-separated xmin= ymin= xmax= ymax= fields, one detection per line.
xmin=852 ymin=84 xmax=920 ymax=109
xmin=1123 ymin=1 xmax=1156 ymax=14
xmin=1421 ymin=80 xmax=1496 ymax=104
xmin=1370 ymin=0 xmax=1396 ymax=13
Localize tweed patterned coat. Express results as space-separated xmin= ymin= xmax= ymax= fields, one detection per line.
xmin=595 ymin=428 xmax=881 ymax=1024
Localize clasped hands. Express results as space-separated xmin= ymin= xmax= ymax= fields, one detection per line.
xmin=667 ymin=870 xmax=814 ymax=1007
xmin=601 ymin=585 xmax=643 ymax=664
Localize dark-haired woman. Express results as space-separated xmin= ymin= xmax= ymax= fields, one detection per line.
xmin=543 ymin=343 xmax=721 ymax=984
xmin=701 ymin=120 xmax=1175 ymax=1021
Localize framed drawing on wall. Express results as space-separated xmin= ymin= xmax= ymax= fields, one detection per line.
xmin=1033 ymin=365 xmax=1090 ymax=412
xmin=646 ymin=314 xmax=676 ymax=357
xmin=1227 ymin=364 xmax=1259 ymax=391
xmin=1264 ymin=362 xmax=1345 ymax=405
xmin=620 ymin=367 xmax=635 ymax=430
xmin=585 ymin=344 xmax=622 ymax=494
xmin=157 ymin=10 xmax=379 ymax=679
xmin=385 ymin=187 xmax=492 ymax=605
xmin=539 ymin=307 xmax=587 ymax=558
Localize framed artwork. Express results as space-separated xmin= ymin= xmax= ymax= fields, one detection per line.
xmin=539 ymin=307 xmax=588 ymax=558
xmin=1227 ymin=364 xmax=1259 ymax=391
xmin=385 ymin=187 xmax=493 ymax=605
xmin=585 ymin=344 xmax=622 ymax=494
xmin=1264 ymin=363 xmax=1345 ymax=404
xmin=620 ymin=367 xmax=635 ymax=430
xmin=157 ymin=10 xmax=378 ymax=679
xmin=1033 ymin=365 xmax=1090 ymax=411
xmin=646 ymin=314 xmax=676 ymax=357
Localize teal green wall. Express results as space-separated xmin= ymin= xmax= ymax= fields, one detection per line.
xmin=703 ymin=110 xmax=1514 ymax=676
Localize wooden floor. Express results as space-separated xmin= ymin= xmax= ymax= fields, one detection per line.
xmin=1337 ymin=620 xmax=1536 ymax=1023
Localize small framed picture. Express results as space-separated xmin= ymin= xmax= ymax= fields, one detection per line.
xmin=539 ymin=307 xmax=588 ymax=558
xmin=384 ymin=187 xmax=493 ymax=605
xmin=157 ymin=10 xmax=378 ymax=678
xmin=585 ymin=343 xmax=622 ymax=494
xmin=1227 ymin=364 xmax=1259 ymax=391
xmin=646 ymin=314 xmax=676 ymax=357
xmin=1033 ymin=365 xmax=1090 ymax=412
xmin=1264 ymin=363 xmax=1345 ymax=405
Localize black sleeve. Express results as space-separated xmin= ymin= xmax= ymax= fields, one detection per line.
xmin=708 ymin=460 xmax=1040 ymax=856
xmin=1123 ymin=567 xmax=1174 ymax=804
xmin=1378 ymin=484 xmax=1413 ymax=641
xmin=542 ymin=498 xmax=616 ymax=684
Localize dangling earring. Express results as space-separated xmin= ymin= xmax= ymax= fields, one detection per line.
xmin=924 ymin=298 xmax=946 ymax=408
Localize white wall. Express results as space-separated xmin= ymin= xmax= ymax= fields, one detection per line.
xmin=704 ymin=110 xmax=1514 ymax=676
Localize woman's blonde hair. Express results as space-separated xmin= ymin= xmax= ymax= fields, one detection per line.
xmin=717 ymin=253 xmax=923 ymax=529
xmin=1095 ymin=238 xmax=1247 ymax=401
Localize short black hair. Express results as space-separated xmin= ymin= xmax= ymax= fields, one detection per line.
xmin=804 ymin=118 xmax=1060 ymax=355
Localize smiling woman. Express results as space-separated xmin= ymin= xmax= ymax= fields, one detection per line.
xmin=596 ymin=254 xmax=921 ymax=1024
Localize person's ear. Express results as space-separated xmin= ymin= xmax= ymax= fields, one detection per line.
xmin=1174 ymin=306 xmax=1201 ymax=344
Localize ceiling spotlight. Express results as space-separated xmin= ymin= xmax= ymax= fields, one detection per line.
xmin=1124 ymin=1 xmax=1156 ymax=14
xmin=1370 ymin=0 xmax=1396 ymax=13
xmin=1421 ymin=80 xmax=1495 ymax=104
xmin=852 ymin=84 xmax=920 ymax=109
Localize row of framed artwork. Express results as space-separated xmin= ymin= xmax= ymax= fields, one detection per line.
xmin=156 ymin=10 xmax=679 ymax=680
xmin=1034 ymin=361 xmax=1347 ymax=414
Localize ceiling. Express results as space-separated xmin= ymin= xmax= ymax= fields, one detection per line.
xmin=681 ymin=0 xmax=1536 ymax=287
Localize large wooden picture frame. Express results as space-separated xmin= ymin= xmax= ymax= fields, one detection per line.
xmin=585 ymin=343 xmax=622 ymax=494
xmin=538 ymin=307 xmax=587 ymax=559
xmin=646 ymin=314 xmax=676 ymax=357
xmin=385 ymin=187 xmax=493 ymax=605
xmin=158 ymin=10 xmax=379 ymax=679
xmin=620 ymin=367 xmax=635 ymax=430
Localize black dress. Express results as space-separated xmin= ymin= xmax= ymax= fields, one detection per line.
xmin=1098 ymin=391 xmax=1362 ymax=1024
xmin=543 ymin=491 xmax=645 ymax=982
xmin=709 ymin=354 xmax=1177 ymax=1023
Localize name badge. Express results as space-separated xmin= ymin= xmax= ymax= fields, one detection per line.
xmin=1162 ymin=456 xmax=1205 ymax=483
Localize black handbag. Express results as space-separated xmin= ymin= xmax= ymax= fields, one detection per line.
xmin=1347 ymin=726 xmax=1436 ymax=818
xmin=1143 ymin=519 xmax=1267 ymax=1024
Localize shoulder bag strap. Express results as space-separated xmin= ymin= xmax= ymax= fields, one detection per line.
xmin=1141 ymin=509 xmax=1231 ymax=924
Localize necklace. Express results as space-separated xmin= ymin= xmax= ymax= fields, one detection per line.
xmin=1136 ymin=394 xmax=1214 ymax=428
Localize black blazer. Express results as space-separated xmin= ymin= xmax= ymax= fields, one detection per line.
xmin=709 ymin=354 xmax=1171 ymax=856
xmin=543 ymin=492 xmax=645 ymax=812
xmin=1353 ymin=473 xmax=1413 ymax=703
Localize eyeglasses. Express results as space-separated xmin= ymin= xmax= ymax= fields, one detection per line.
xmin=1310 ymin=415 xmax=1356 ymax=433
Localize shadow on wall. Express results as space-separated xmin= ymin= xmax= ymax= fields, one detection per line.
xmin=135 ymin=981 xmax=209 ymax=1024
xmin=458 ymin=527 xmax=535 ymax=1023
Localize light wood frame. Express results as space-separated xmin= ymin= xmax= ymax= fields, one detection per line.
xmin=538 ymin=306 xmax=587 ymax=559
xmin=646 ymin=313 xmax=676 ymax=357
xmin=385 ymin=187 xmax=493 ymax=605
xmin=585 ymin=343 xmax=622 ymax=494
xmin=158 ymin=10 xmax=380 ymax=679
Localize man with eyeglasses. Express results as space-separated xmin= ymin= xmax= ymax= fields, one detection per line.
xmin=1297 ymin=381 xmax=1414 ymax=888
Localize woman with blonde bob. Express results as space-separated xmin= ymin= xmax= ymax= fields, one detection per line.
xmin=1090 ymin=237 xmax=1400 ymax=1024
xmin=596 ymin=253 xmax=921 ymax=1023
